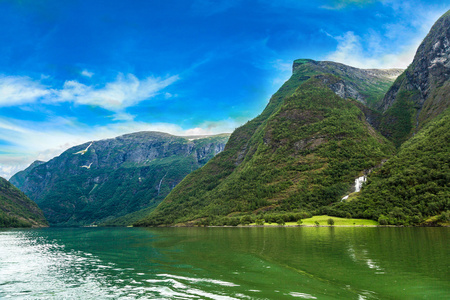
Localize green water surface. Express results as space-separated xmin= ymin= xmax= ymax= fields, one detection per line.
xmin=0 ymin=227 xmax=448 ymax=299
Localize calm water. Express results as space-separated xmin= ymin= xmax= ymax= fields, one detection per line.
xmin=0 ymin=227 xmax=448 ymax=299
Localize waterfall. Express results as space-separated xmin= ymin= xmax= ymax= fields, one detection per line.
xmin=157 ymin=172 xmax=168 ymax=196
xmin=354 ymin=175 xmax=367 ymax=193
xmin=341 ymin=175 xmax=367 ymax=200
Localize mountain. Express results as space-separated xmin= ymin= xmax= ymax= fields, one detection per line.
xmin=333 ymin=108 xmax=449 ymax=225
xmin=9 ymin=160 xmax=45 ymax=189
xmin=379 ymin=11 xmax=450 ymax=147
xmin=0 ymin=177 xmax=48 ymax=228
xmin=329 ymin=11 xmax=450 ymax=225
xmin=292 ymin=59 xmax=403 ymax=109
xmin=137 ymin=11 xmax=450 ymax=227
xmin=136 ymin=61 xmax=400 ymax=226
xmin=11 ymin=132 xmax=229 ymax=226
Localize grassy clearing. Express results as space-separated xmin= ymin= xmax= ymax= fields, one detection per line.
xmin=250 ymin=215 xmax=378 ymax=226
xmin=300 ymin=215 xmax=378 ymax=226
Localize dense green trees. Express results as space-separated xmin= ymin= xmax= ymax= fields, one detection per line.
xmin=136 ymin=74 xmax=394 ymax=226
xmin=0 ymin=177 xmax=47 ymax=228
xmin=136 ymin=13 xmax=450 ymax=227
xmin=332 ymin=109 xmax=450 ymax=225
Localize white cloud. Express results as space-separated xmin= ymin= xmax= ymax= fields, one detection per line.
xmin=0 ymin=76 xmax=50 ymax=106
xmin=0 ymin=160 xmax=30 ymax=181
xmin=81 ymin=69 xmax=94 ymax=78
xmin=270 ymin=59 xmax=292 ymax=86
xmin=0 ymin=73 xmax=179 ymax=111
xmin=323 ymin=30 xmax=419 ymax=69
xmin=323 ymin=2 xmax=448 ymax=69
xmin=0 ymin=115 xmax=237 ymax=179
xmin=56 ymin=73 xmax=180 ymax=110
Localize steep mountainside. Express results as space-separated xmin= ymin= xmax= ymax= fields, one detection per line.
xmin=0 ymin=177 xmax=48 ymax=228
xmin=11 ymin=132 xmax=229 ymax=226
xmin=379 ymin=10 xmax=450 ymax=146
xmin=136 ymin=61 xmax=399 ymax=226
xmin=9 ymin=160 xmax=45 ymax=188
xmin=333 ymin=108 xmax=449 ymax=224
xmin=137 ymin=10 xmax=450 ymax=227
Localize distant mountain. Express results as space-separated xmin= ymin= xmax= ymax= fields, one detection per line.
xmin=0 ymin=177 xmax=48 ymax=228
xmin=379 ymin=11 xmax=450 ymax=147
xmin=136 ymin=60 xmax=399 ymax=226
xmin=11 ymin=132 xmax=229 ymax=226
xmin=9 ymin=160 xmax=45 ymax=189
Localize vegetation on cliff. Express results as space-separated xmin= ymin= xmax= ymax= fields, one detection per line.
xmin=136 ymin=70 xmax=396 ymax=226
xmin=333 ymin=109 xmax=450 ymax=225
xmin=379 ymin=11 xmax=450 ymax=147
xmin=135 ymin=11 xmax=449 ymax=227
xmin=11 ymin=132 xmax=229 ymax=226
xmin=0 ymin=177 xmax=48 ymax=228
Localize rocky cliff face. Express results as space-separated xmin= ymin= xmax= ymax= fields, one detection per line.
xmin=0 ymin=177 xmax=48 ymax=227
xmin=11 ymin=131 xmax=229 ymax=226
xmin=293 ymin=59 xmax=403 ymax=108
xmin=379 ymin=10 xmax=450 ymax=146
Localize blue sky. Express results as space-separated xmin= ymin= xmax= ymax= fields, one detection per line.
xmin=0 ymin=0 xmax=448 ymax=178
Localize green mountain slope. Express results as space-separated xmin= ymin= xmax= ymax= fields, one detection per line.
xmin=136 ymin=64 xmax=398 ymax=226
xmin=11 ymin=132 xmax=229 ymax=226
xmin=136 ymin=10 xmax=449 ymax=227
xmin=379 ymin=10 xmax=450 ymax=147
xmin=0 ymin=177 xmax=48 ymax=228
xmin=333 ymin=108 xmax=450 ymax=224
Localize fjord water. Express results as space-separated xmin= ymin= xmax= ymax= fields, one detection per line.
xmin=0 ymin=227 xmax=448 ymax=299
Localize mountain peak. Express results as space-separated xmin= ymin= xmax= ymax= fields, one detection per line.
xmin=379 ymin=10 xmax=450 ymax=146
xmin=293 ymin=59 xmax=403 ymax=79
xmin=291 ymin=59 xmax=403 ymax=108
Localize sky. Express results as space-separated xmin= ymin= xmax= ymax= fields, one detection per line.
xmin=0 ymin=0 xmax=448 ymax=179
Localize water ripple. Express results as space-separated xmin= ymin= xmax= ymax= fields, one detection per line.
xmin=0 ymin=231 xmax=244 ymax=299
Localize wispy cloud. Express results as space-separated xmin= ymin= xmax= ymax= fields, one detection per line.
xmin=0 ymin=73 xmax=179 ymax=111
xmin=322 ymin=1 xmax=447 ymax=69
xmin=81 ymin=69 xmax=94 ymax=77
xmin=56 ymin=73 xmax=180 ymax=110
xmin=0 ymin=76 xmax=50 ymax=106
xmin=323 ymin=29 xmax=420 ymax=69
xmin=268 ymin=59 xmax=292 ymax=87
xmin=0 ymin=115 xmax=236 ymax=179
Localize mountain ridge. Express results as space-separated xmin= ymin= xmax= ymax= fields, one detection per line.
xmin=379 ymin=10 xmax=450 ymax=146
xmin=136 ymin=63 xmax=398 ymax=226
xmin=136 ymin=10 xmax=449 ymax=227
xmin=11 ymin=131 xmax=229 ymax=226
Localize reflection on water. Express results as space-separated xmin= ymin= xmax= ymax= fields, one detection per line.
xmin=0 ymin=227 xmax=449 ymax=299
xmin=0 ymin=229 xmax=245 ymax=299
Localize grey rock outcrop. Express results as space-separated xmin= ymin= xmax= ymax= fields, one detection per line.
xmin=379 ymin=10 xmax=450 ymax=145
xmin=293 ymin=59 xmax=403 ymax=107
